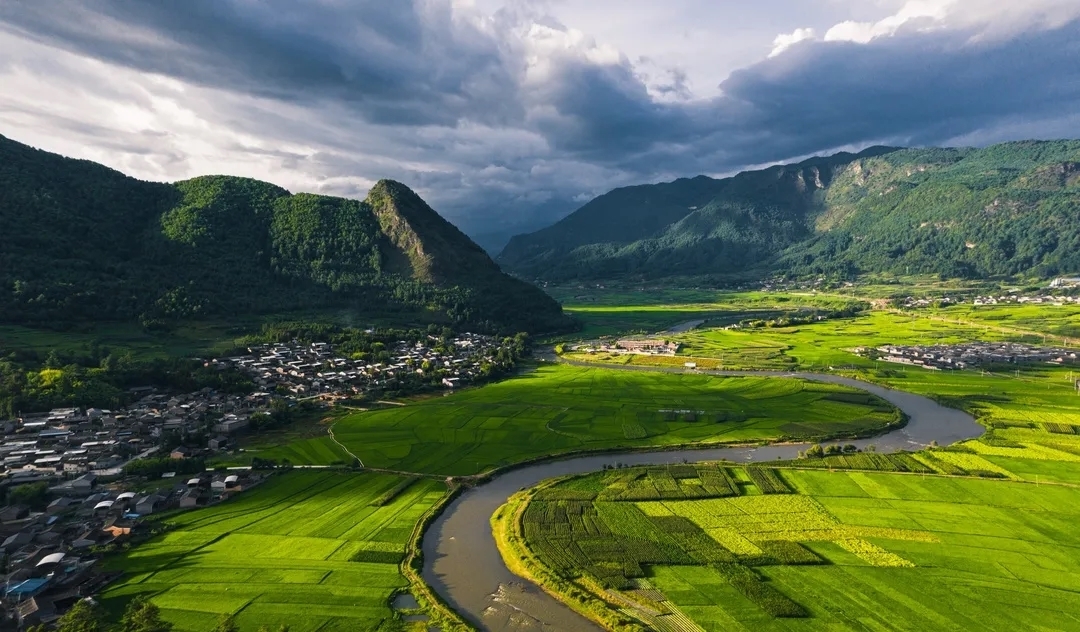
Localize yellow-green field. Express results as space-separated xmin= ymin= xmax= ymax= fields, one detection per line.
xmin=508 ymin=428 xmax=1080 ymax=631
xmin=101 ymin=472 xmax=444 ymax=631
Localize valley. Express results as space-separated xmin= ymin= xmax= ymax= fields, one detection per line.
xmin=3 ymin=5 xmax=1078 ymax=630
xmin=4 ymin=139 xmax=1080 ymax=632
xmin=6 ymin=279 xmax=1080 ymax=631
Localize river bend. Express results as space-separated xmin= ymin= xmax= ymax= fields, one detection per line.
xmin=420 ymin=369 xmax=981 ymax=631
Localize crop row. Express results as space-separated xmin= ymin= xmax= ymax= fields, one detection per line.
xmin=622 ymin=420 xmax=649 ymax=439
xmin=368 ymin=476 xmax=418 ymax=507
xmin=794 ymin=452 xmax=936 ymax=473
xmin=755 ymin=540 xmax=823 ymax=565
xmin=594 ymin=466 xmax=741 ymax=501
xmin=745 ymin=467 xmax=792 ymax=494
xmin=712 ymin=562 xmax=807 ymax=618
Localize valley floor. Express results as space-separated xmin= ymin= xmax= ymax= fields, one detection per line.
xmin=90 ymin=291 xmax=1080 ymax=630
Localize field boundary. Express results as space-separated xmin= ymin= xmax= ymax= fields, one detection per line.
xmin=328 ymin=420 xmax=364 ymax=467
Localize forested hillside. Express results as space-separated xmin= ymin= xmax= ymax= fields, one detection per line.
xmin=499 ymin=141 xmax=1080 ymax=281
xmin=0 ymin=134 xmax=571 ymax=334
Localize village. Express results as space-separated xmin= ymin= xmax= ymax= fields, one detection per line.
xmin=0 ymin=396 xmax=269 ymax=628
xmin=898 ymin=289 xmax=1080 ymax=309
xmin=856 ymin=342 xmax=1080 ymax=371
xmin=214 ymin=332 xmax=503 ymax=398
xmin=0 ymin=332 xmax=509 ymax=627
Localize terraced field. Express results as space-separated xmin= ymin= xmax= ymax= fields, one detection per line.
xmin=248 ymin=364 xmax=900 ymax=475
xmin=100 ymin=471 xmax=445 ymax=631
xmin=502 ymin=430 xmax=1080 ymax=631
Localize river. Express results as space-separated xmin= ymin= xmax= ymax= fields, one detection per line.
xmin=421 ymin=368 xmax=982 ymax=631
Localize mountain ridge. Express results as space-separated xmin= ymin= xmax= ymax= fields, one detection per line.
xmin=498 ymin=140 xmax=1080 ymax=282
xmin=0 ymin=133 xmax=571 ymax=334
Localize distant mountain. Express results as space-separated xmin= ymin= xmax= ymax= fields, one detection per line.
xmin=0 ymin=134 xmax=571 ymax=334
xmin=499 ymin=141 xmax=1080 ymax=282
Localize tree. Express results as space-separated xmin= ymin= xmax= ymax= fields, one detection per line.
xmin=7 ymin=481 xmax=50 ymax=509
xmin=119 ymin=596 xmax=173 ymax=632
xmin=213 ymin=614 xmax=239 ymax=632
xmin=804 ymin=444 xmax=824 ymax=459
xmin=54 ymin=599 xmax=102 ymax=632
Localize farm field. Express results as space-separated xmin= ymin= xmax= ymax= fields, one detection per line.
xmin=100 ymin=471 xmax=445 ymax=632
xmin=931 ymin=302 xmax=1080 ymax=339
xmin=672 ymin=311 xmax=1027 ymax=370
xmin=246 ymin=363 xmax=900 ymax=475
xmin=562 ymin=306 xmax=1080 ymax=437
xmin=549 ymin=288 xmax=865 ymax=338
xmin=502 ymin=429 xmax=1080 ymax=631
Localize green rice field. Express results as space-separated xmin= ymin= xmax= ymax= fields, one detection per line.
xmin=932 ymin=302 xmax=1080 ymax=339
xmin=509 ymin=428 xmax=1080 ymax=631
xmin=549 ymin=288 xmax=864 ymax=338
xmin=100 ymin=471 xmax=445 ymax=632
xmin=247 ymin=364 xmax=900 ymax=475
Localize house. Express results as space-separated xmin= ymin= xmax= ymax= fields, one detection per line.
xmin=178 ymin=490 xmax=202 ymax=509
xmin=46 ymin=497 xmax=77 ymax=516
xmin=135 ymin=494 xmax=165 ymax=515
xmin=71 ymin=531 xmax=98 ymax=549
xmin=15 ymin=594 xmax=55 ymax=628
xmin=2 ymin=530 xmax=35 ymax=551
xmin=0 ymin=505 xmax=31 ymax=523
xmin=170 ymin=446 xmax=193 ymax=460
xmin=71 ymin=473 xmax=97 ymax=492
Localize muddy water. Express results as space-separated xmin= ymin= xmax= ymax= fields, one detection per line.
xmin=421 ymin=370 xmax=982 ymax=631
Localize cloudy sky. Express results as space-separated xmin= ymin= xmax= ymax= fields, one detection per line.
xmin=2 ymin=1 xmax=1079 ymax=248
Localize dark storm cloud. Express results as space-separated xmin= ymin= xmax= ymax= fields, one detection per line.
xmin=0 ymin=0 xmax=520 ymax=126
xmin=0 ymin=1 xmax=1077 ymax=237
xmin=532 ymin=18 xmax=1080 ymax=176
xmin=712 ymin=20 xmax=1080 ymax=163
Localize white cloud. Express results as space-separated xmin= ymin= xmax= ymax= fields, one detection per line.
xmin=770 ymin=27 xmax=816 ymax=57
xmin=824 ymin=0 xmax=952 ymax=44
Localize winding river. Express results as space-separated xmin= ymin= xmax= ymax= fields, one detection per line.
xmin=421 ymin=369 xmax=982 ymax=632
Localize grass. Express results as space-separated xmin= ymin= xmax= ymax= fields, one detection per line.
xmin=100 ymin=471 xmax=446 ymax=632
xmin=243 ymin=364 xmax=899 ymax=475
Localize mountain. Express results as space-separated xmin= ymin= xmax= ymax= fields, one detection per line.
xmin=499 ymin=141 xmax=1080 ymax=282
xmin=0 ymin=134 xmax=572 ymax=334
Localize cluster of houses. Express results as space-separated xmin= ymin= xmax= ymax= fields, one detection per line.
xmin=211 ymin=334 xmax=504 ymax=398
xmin=0 ymin=413 xmax=261 ymax=628
xmin=857 ymin=342 xmax=1080 ymax=371
xmin=901 ymin=292 xmax=1080 ymax=309
xmin=570 ymin=339 xmax=682 ymax=356
xmin=2 ymin=390 xmax=274 ymax=490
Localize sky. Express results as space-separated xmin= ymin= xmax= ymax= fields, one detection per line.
xmin=1 ymin=0 xmax=1079 ymax=248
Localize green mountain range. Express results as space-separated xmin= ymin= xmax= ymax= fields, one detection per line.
xmin=0 ymin=134 xmax=571 ymax=334
xmin=499 ymin=141 xmax=1080 ymax=282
